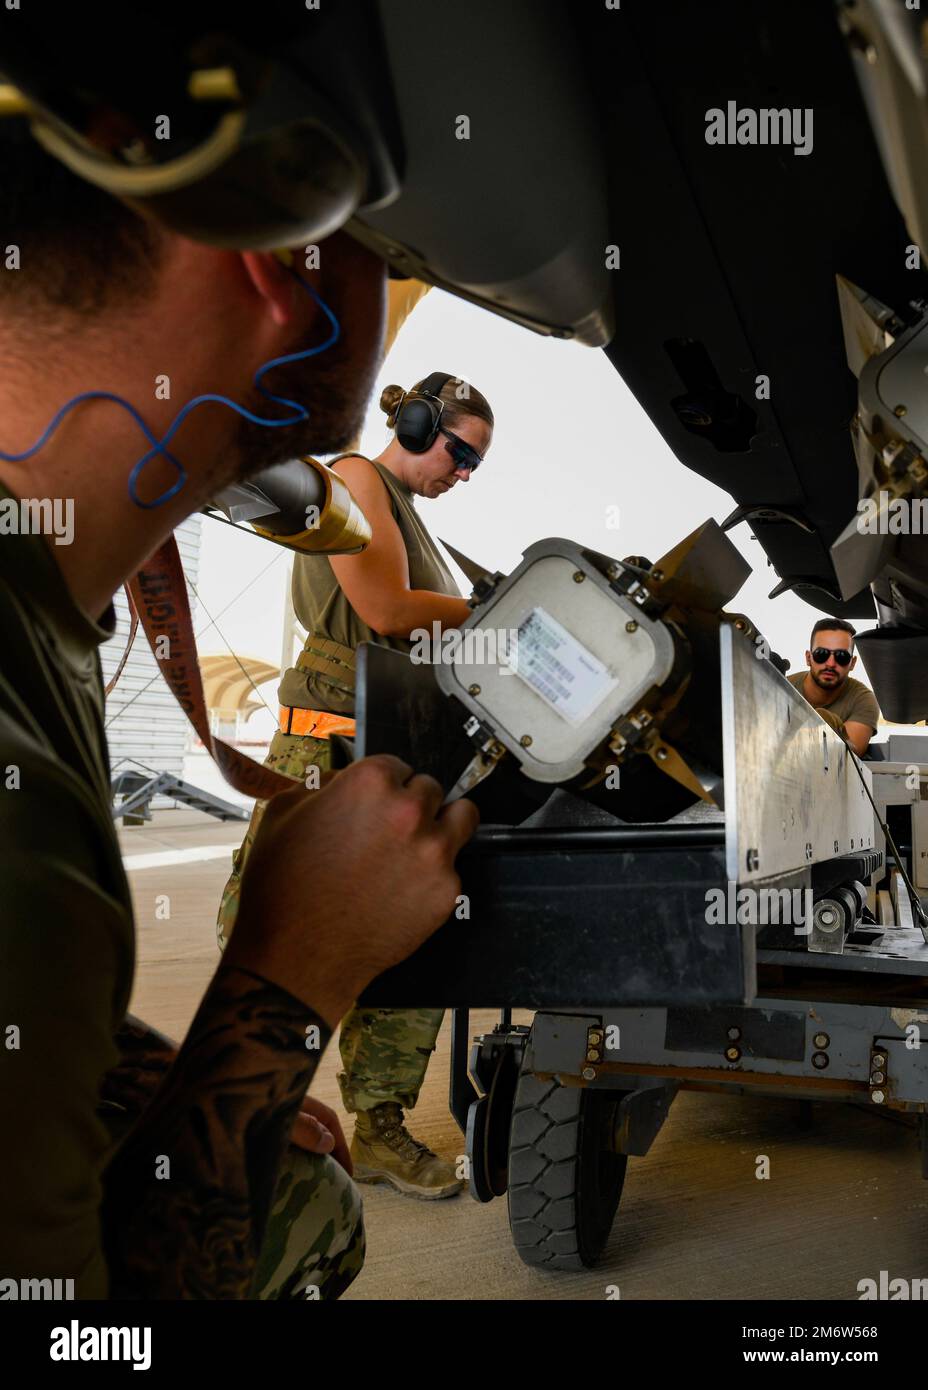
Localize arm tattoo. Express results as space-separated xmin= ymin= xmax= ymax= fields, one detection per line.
xmin=99 ymin=1014 xmax=178 ymax=1117
xmin=101 ymin=967 xmax=330 ymax=1299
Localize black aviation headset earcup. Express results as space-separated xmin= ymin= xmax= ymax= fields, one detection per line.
xmin=393 ymin=372 xmax=453 ymax=453
xmin=395 ymin=397 xmax=440 ymax=452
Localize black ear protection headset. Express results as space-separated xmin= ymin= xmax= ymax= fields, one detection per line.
xmin=388 ymin=372 xmax=453 ymax=453
xmin=0 ymin=5 xmax=403 ymax=250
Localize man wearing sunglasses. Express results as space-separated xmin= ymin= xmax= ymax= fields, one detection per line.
xmin=787 ymin=618 xmax=880 ymax=756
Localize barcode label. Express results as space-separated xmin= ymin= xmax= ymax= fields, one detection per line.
xmin=511 ymin=606 xmax=618 ymax=726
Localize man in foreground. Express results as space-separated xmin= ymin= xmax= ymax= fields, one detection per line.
xmin=788 ymin=618 xmax=881 ymax=756
xmin=0 ymin=123 xmax=477 ymax=1297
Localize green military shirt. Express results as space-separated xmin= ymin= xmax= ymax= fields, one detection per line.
xmin=787 ymin=671 xmax=881 ymax=731
xmin=281 ymin=457 xmax=460 ymax=715
xmin=0 ymin=492 xmax=133 ymax=1297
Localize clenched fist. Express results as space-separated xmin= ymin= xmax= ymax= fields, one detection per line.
xmin=223 ymin=755 xmax=479 ymax=1026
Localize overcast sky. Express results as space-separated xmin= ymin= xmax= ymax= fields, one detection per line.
xmin=194 ymin=285 xmax=915 ymax=742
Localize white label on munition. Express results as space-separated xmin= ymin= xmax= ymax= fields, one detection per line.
xmin=511 ymin=606 xmax=618 ymax=726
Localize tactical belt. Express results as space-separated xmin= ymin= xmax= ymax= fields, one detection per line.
xmin=280 ymin=633 xmax=357 ymax=737
xmin=296 ymin=633 xmax=356 ymax=697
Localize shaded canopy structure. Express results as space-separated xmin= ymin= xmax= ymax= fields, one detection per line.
xmin=200 ymin=654 xmax=279 ymax=725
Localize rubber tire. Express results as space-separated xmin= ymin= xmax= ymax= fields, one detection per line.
xmin=508 ymin=1045 xmax=628 ymax=1270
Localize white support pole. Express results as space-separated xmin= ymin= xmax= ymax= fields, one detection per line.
xmin=280 ymin=557 xmax=299 ymax=678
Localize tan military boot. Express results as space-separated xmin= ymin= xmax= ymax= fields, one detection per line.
xmin=350 ymin=1103 xmax=464 ymax=1200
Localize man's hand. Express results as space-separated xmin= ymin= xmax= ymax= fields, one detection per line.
xmin=816 ymin=708 xmax=872 ymax=757
xmin=291 ymin=1094 xmax=352 ymax=1174
xmin=224 ymin=754 xmax=479 ymax=1028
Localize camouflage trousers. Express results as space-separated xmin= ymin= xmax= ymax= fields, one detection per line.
xmin=101 ymin=1108 xmax=364 ymax=1300
xmin=250 ymin=1144 xmax=364 ymax=1300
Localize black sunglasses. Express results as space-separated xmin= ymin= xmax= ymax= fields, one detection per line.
xmin=811 ymin=647 xmax=852 ymax=667
xmin=439 ymin=425 xmax=483 ymax=473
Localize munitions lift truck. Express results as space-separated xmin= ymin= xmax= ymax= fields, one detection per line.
xmin=359 ymin=623 xmax=928 ymax=1271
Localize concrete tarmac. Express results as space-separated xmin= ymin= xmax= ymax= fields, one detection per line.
xmin=122 ymin=809 xmax=928 ymax=1301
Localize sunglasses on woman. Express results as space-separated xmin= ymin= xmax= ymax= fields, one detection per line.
xmin=439 ymin=425 xmax=483 ymax=473
xmin=811 ymin=647 xmax=852 ymax=667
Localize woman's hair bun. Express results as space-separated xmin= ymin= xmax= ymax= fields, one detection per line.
xmin=379 ymin=383 xmax=405 ymax=425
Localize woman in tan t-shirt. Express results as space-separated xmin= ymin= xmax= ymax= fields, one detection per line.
xmin=218 ymin=372 xmax=493 ymax=1210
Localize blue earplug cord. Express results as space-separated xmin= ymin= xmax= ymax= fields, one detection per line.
xmin=0 ymin=262 xmax=339 ymax=509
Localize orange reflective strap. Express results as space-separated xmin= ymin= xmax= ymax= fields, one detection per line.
xmin=280 ymin=706 xmax=357 ymax=739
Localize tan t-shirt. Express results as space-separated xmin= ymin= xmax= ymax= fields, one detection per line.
xmin=787 ymin=671 xmax=880 ymax=731
xmin=280 ymin=456 xmax=460 ymax=714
